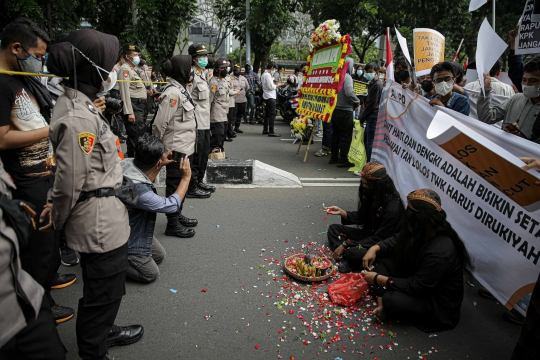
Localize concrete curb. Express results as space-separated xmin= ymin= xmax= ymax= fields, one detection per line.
xmin=153 ymin=160 xmax=302 ymax=188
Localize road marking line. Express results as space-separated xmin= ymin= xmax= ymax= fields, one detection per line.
xmin=299 ymin=178 xmax=360 ymax=181
xmin=302 ymin=183 xmax=359 ymax=187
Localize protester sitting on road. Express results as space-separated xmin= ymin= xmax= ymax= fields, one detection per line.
xmin=361 ymin=188 xmax=474 ymax=332
xmin=359 ymin=62 xmax=383 ymax=163
xmin=428 ymin=61 xmax=471 ymax=116
xmin=477 ymin=55 xmax=540 ymax=142
xmin=121 ymin=135 xmax=191 ymax=283
xmin=465 ymin=58 xmax=515 ymax=96
xmin=327 ymin=162 xmax=404 ymax=273
xmin=328 ymin=58 xmax=360 ymax=168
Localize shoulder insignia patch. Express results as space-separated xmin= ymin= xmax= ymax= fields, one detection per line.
xmin=170 ymin=98 xmax=178 ymax=107
xmin=123 ymin=70 xmax=129 ymax=79
xmin=211 ymin=85 xmax=217 ymax=93
xmin=78 ymin=132 xmax=96 ymax=155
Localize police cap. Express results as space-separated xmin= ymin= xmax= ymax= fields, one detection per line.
xmin=122 ymin=43 xmax=140 ymax=54
xmin=215 ymin=57 xmax=228 ymax=68
xmin=188 ymin=43 xmax=211 ymax=56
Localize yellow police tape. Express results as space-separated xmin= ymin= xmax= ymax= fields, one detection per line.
xmin=0 ymin=70 xmax=169 ymax=84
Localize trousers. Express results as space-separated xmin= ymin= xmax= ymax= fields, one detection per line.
xmin=123 ymin=98 xmax=147 ymax=157
xmin=0 ymin=295 xmax=66 ymax=360
xmin=191 ymin=129 xmax=211 ymax=184
xmin=210 ymin=122 xmax=226 ymax=151
xmin=165 ymin=157 xmax=192 ymax=213
xmin=363 ymin=116 xmax=378 ymax=162
xmin=15 ymin=177 xmax=60 ymax=307
xmin=322 ymin=120 xmax=333 ymax=150
xmin=263 ymin=98 xmax=277 ymax=133
xmin=234 ymin=102 xmax=247 ymax=129
xmin=244 ymin=93 xmax=255 ymax=122
xmin=76 ymin=243 xmax=128 ymax=360
xmin=226 ymin=106 xmax=237 ymax=137
xmin=330 ymin=108 xmax=354 ymax=163
xmin=126 ymin=237 xmax=166 ymax=283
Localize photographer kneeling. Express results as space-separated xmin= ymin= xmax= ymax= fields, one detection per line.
xmin=121 ymin=134 xmax=191 ymax=283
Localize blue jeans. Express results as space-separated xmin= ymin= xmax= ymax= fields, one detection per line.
xmin=322 ymin=121 xmax=333 ymax=150
xmin=244 ymin=93 xmax=255 ymax=122
xmin=363 ymin=116 xmax=377 ymax=162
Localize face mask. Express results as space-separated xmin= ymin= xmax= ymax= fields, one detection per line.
xmin=364 ymin=73 xmax=375 ymax=81
xmin=131 ymin=56 xmax=140 ymax=66
xmin=356 ymin=70 xmax=363 ymax=76
xmin=197 ymin=57 xmax=208 ymax=68
xmin=17 ymin=49 xmax=43 ymax=74
xmin=233 ymin=69 xmax=240 ymax=76
xmin=523 ymin=84 xmax=540 ymax=98
xmin=226 ymin=66 xmax=231 ymax=73
xmin=434 ymin=81 xmax=453 ymax=96
xmin=271 ymin=70 xmax=276 ymax=75
xmin=140 ymin=60 xmax=146 ymax=67
xmin=421 ymin=80 xmax=434 ymax=93
xmin=100 ymin=70 xmax=117 ymax=92
xmin=219 ymin=69 xmax=228 ymax=78
xmin=456 ymin=75 xmax=464 ymax=84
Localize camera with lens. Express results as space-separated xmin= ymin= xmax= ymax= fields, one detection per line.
xmin=96 ymin=91 xmax=123 ymax=114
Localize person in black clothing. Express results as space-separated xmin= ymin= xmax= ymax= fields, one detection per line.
xmin=359 ymin=62 xmax=383 ymax=162
xmin=361 ymin=188 xmax=474 ymax=332
xmin=351 ymin=64 xmax=368 ymax=119
xmin=327 ymin=162 xmax=404 ymax=273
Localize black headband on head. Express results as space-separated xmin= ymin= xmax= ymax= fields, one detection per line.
xmin=407 ymin=188 xmax=442 ymax=213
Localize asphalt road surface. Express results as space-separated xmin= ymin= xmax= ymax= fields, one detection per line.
xmin=53 ymin=120 xmax=521 ymax=360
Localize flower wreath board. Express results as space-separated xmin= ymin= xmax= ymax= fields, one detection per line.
xmin=297 ymin=20 xmax=352 ymax=123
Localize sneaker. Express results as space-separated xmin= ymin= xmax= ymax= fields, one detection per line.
xmin=315 ymin=149 xmax=328 ymax=157
xmin=353 ymin=170 xmax=362 ymax=177
xmin=315 ymin=132 xmax=323 ymax=138
xmin=60 ymin=244 xmax=79 ymax=267
xmin=51 ymin=304 xmax=75 ymax=324
xmin=51 ymin=273 xmax=77 ymax=289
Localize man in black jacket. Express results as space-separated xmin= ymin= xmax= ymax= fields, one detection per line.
xmin=359 ymin=62 xmax=383 ymax=162
xmin=326 ymin=162 xmax=404 ymax=273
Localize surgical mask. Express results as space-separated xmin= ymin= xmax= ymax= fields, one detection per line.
xmin=523 ymin=84 xmax=540 ymax=99
xmin=219 ymin=69 xmax=228 ymax=78
xmin=131 ymin=56 xmax=140 ymax=66
xmin=97 ymin=67 xmax=118 ymax=92
xmin=197 ymin=57 xmax=208 ymax=68
xmin=434 ymin=81 xmax=453 ymax=96
xmin=271 ymin=70 xmax=276 ymax=75
xmin=421 ymin=80 xmax=434 ymax=93
xmin=17 ymin=49 xmax=44 ymax=74
xmin=396 ymin=70 xmax=409 ymax=83
xmin=356 ymin=70 xmax=363 ymax=76
xmin=364 ymin=73 xmax=375 ymax=81
xmin=233 ymin=69 xmax=240 ymax=76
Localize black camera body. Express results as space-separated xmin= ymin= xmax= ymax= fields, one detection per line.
xmin=96 ymin=91 xmax=123 ymax=114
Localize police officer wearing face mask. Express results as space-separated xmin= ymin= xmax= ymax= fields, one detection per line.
xmin=209 ymin=58 xmax=230 ymax=151
xmin=478 ymin=55 xmax=540 ymax=142
xmin=225 ymin=60 xmax=239 ymax=140
xmin=137 ymin=54 xmax=153 ymax=120
xmin=187 ymin=43 xmax=214 ymax=199
xmin=118 ymin=44 xmax=147 ymax=157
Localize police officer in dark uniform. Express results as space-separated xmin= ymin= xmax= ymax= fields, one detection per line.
xmin=118 ymin=44 xmax=147 ymax=157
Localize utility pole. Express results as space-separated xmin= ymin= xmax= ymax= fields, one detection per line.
xmin=245 ymin=0 xmax=251 ymax=64
xmin=132 ymin=0 xmax=138 ymax=28
xmin=492 ymin=0 xmax=496 ymax=31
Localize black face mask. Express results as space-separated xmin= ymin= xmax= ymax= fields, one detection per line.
xmin=421 ymin=80 xmax=434 ymax=93
xmin=219 ymin=69 xmax=228 ymax=78
xmin=140 ymin=60 xmax=146 ymax=67
xmin=233 ymin=69 xmax=240 ymax=76
xmin=396 ymin=70 xmax=409 ymax=84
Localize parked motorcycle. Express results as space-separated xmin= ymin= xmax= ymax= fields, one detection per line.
xmin=277 ymin=87 xmax=299 ymax=122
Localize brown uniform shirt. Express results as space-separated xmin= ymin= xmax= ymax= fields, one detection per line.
xmin=118 ymin=63 xmax=147 ymax=115
xmin=225 ymin=74 xmax=237 ymax=108
xmin=49 ymin=87 xmax=129 ymax=253
xmin=152 ymin=79 xmax=197 ymax=155
xmin=232 ymin=74 xmax=249 ymax=103
xmin=188 ymin=66 xmax=211 ymax=130
xmin=209 ymin=76 xmax=229 ymax=123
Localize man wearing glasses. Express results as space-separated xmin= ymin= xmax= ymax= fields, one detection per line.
xmin=428 ymin=62 xmax=470 ymax=116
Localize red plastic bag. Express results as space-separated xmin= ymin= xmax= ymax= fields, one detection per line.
xmin=328 ymin=273 xmax=368 ymax=307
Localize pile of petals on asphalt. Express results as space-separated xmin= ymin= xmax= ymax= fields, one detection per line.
xmin=247 ymin=239 xmax=438 ymax=358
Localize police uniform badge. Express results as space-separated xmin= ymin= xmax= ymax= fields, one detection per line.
xmin=123 ymin=70 xmax=129 ymax=79
xmin=78 ymin=132 xmax=96 ymax=155
xmin=211 ymin=85 xmax=217 ymax=93
xmin=169 ymin=98 xmax=178 ymax=107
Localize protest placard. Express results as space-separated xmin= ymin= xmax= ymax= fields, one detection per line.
xmin=413 ymin=28 xmax=445 ymax=76
xmin=373 ymin=82 xmax=540 ymax=311
xmin=353 ymin=80 xmax=369 ymax=96
xmin=516 ymin=0 xmax=540 ymax=55
xmin=476 ymin=18 xmax=508 ymax=95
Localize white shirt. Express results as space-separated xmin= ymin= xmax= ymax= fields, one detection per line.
xmin=261 ymin=71 xmax=276 ymax=100
xmin=465 ymin=77 xmax=515 ymax=97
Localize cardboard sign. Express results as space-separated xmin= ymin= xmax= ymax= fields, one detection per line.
xmin=516 ymin=0 xmax=540 ymax=55
xmin=298 ymin=35 xmax=352 ymax=122
xmin=413 ymin=28 xmax=445 ymax=76
xmin=353 ymin=80 xmax=369 ymax=96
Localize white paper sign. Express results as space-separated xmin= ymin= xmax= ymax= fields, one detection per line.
xmin=475 ymin=18 xmax=508 ymax=95
xmin=395 ymin=27 xmax=412 ymax=66
xmin=469 ymin=0 xmax=488 ymax=12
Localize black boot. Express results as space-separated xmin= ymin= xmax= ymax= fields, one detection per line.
xmin=178 ymin=213 xmax=198 ymax=227
xmin=165 ymin=214 xmax=195 ymax=238
xmin=107 ymin=324 xmax=144 ymax=347
xmin=198 ymin=182 xmax=216 ymax=193
xmin=186 ymin=184 xmax=211 ymax=199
